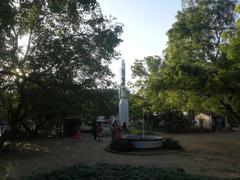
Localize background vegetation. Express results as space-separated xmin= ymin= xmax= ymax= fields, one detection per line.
xmin=23 ymin=163 xmax=221 ymax=180
xmin=129 ymin=0 xmax=240 ymax=131
xmin=0 ymin=0 xmax=121 ymax=147
xmin=1 ymin=0 xmax=240 ymax=147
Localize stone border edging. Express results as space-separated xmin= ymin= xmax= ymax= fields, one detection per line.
xmin=104 ymin=146 xmax=183 ymax=156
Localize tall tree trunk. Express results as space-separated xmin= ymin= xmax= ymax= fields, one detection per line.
xmin=219 ymin=99 xmax=239 ymax=130
xmin=20 ymin=121 xmax=36 ymax=136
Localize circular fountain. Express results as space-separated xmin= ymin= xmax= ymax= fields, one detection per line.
xmin=121 ymin=134 xmax=163 ymax=149
xmin=121 ymin=118 xmax=163 ymax=149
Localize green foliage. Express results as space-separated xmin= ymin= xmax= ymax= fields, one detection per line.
xmin=162 ymin=138 xmax=183 ymax=150
xmin=110 ymin=139 xmax=134 ymax=152
xmin=157 ymin=0 xmax=239 ymax=121
xmin=0 ymin=0 xmax=122 ymax=142
xmin=129 ymin=0 xmax=240 ymax=129
xmin=23 ymin=163 xmax=220 ymax=180
xmin=129 ymin=56 xmax=162 ymax=120
xmin=127 ymin=127 xmax=141 ymax=134
xmin=162 ymin=0 xmax=238 ymax=111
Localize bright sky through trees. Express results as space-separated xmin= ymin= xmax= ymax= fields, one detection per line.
xmin=98 ymin=0 xmax=182 ymax=84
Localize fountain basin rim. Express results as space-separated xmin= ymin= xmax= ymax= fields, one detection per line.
xmin=121 ymin=134 xmax=162 ymax=141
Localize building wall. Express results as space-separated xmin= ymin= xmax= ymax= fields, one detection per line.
xmin=194 ymin=113 xmax=212 ymax=129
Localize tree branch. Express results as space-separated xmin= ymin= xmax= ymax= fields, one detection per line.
xmin=219 ymin=99 xmax=240 ymax=121
xmin=23 ymin=29 xmax=33 ymax=61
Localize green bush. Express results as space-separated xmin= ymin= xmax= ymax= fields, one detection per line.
xmin=126 ymin=127 xmax=140 ymax=134
xmin=126 ymin=127 xmax=156 ymax=135
xmin=23 ymin=163 xmax=219 ymax=180
xmin=162 ymin=137 xmax=183 ymax=150
xmin=110 ymin=139 xmax=133 ymax=152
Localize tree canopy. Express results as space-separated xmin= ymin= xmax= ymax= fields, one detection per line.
xmin=130 ymin=0 xmax=240 ymax=129
xmin=0 ymin=0 xmax=122 ymax=141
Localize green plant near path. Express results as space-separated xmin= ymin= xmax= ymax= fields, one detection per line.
xmin=22 ymin=163 xmax=226 ymax=180
xmin=162 ymin=137 xmax=183 ymax=150
xmin=126 ymin=127 xmax=156 ymax=135
xmin=110 ymin=139 xmax=134 ymax=152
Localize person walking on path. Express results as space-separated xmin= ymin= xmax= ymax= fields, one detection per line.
xmin=97 ymin=123 xmax=103 ymax=142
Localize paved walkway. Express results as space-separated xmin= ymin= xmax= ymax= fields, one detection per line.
xmin=0 ymin=132 xmax=240 ymax=179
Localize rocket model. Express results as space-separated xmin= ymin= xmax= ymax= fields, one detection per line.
xmin=119 ymin=59 xmax=129 ymax=127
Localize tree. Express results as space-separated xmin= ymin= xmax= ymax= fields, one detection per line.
xmin=155 ymin=0 xmax=239 ymax=125
xmin=130 ymin=56 xmax=162 ymax=125
xmin=0 ymin=0 xmax=122 ymax=144
xmin=218 ymin=3 xmax=240 ymax=126
xmin=80 ymin=87 xmax=119 ymax=119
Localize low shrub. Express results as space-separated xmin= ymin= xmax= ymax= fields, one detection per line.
xmin=126 ymin=127 xmax=156 ymax=135
xmin=162 ymin=137 xmax=183 ymax=150
xmin=23 ymin=163 xmax=219 ymax=180
xmin=110 ymin=139 xmax=133 ymax=152
xmin=125 ymin=127 xmax=141 ymax=134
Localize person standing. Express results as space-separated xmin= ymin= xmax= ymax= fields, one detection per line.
xmin=97 ymin=123 xmax=103 ymax=142
xmin=92 ymin=120 xmax=97 ymax=140
xmin=74 ymin=127 xmax=81 ymax=142
xmin=113 ymin=124 xmax=121 ymax=141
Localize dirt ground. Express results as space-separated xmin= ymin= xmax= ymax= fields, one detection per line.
xmin=0 ymin=130 xmax=240 ymax=179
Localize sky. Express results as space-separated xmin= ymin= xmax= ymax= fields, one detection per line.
xmin=98 ymin=0 xmax=182 ymax=85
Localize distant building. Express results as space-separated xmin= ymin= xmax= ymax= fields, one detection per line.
xmin=194 ymin=113 xmax=213 ymax=130
xmin=193 ymin=113 xmax=230 ymax=130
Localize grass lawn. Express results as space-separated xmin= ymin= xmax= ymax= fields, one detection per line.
xmin=23 ymin=163 xmax=222 ymax=180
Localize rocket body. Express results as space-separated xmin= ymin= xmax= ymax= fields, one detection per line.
xmin=119 ymin=60 xmax=129 ymax=126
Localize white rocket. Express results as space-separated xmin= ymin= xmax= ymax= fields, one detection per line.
xmin=119 ymin=59 xmax=129 ymax=126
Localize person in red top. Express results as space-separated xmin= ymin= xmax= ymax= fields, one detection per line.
xmin=74 ymin=127 xmax=81 ymax=142
xmin=112 ymin=120 xmax=121 ymax=142
xmin=113 ymin=125 xmax=121 ymax=141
